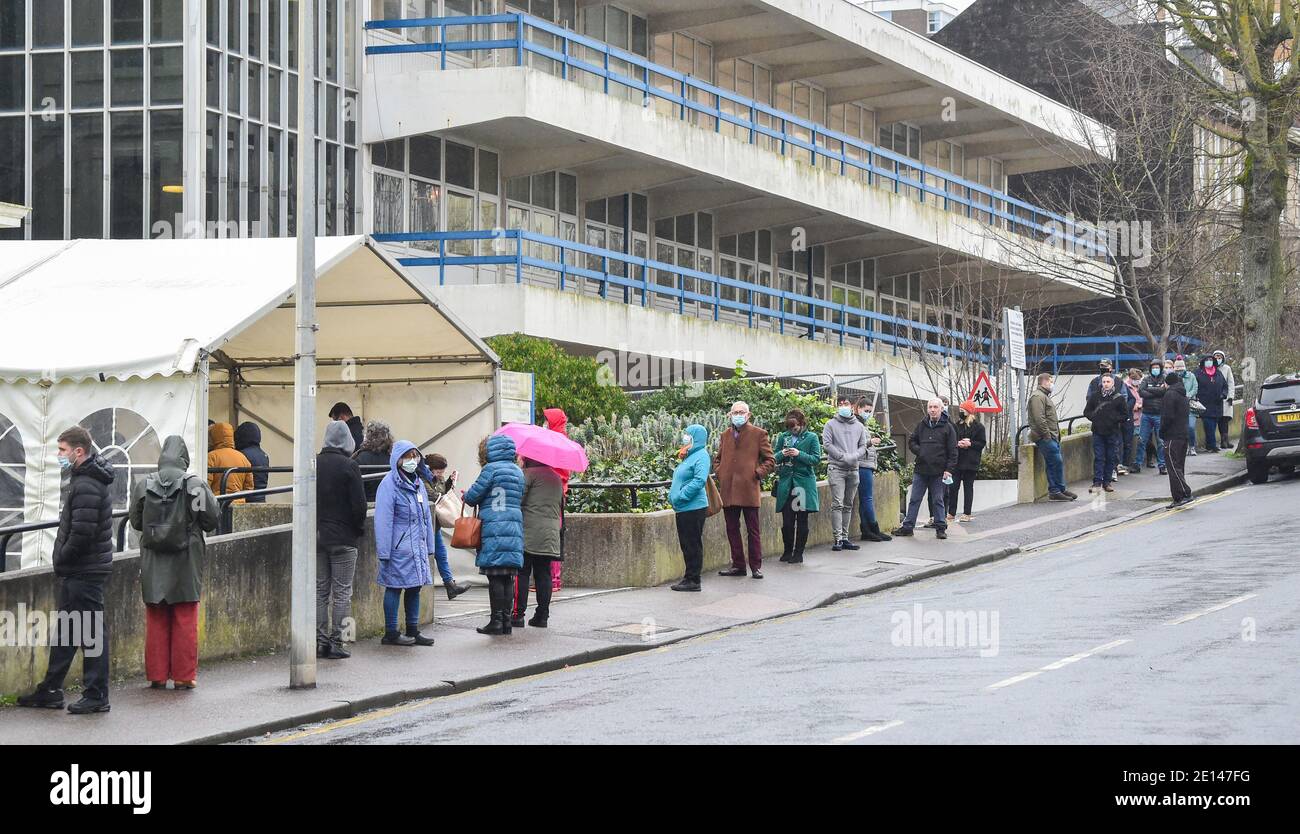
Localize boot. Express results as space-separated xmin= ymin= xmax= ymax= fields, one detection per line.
xmin=790 ymin=525 xmax=808 ymax=563
xmin=501 ymin=579 xmax=516 ymax=634
xmin=444 ymin=580 xmax=471 ymax=601
xmin=528 ymin=605 xmax=549 ymax=628
xmin=382 ymin=629 xmax=417 ymax=646
xmin=405 ymin=624 xmax=435 ymax=646
xmin=16 ymin=684 xmax=64 ymax=710
xmin=478 ymin=577 xmax=508 ymax=635
xmin=870 ymin=521 xmax=892 ymax=541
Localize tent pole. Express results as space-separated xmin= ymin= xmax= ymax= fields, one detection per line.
xmin=290 ymin=0 xmax=318 ymax=690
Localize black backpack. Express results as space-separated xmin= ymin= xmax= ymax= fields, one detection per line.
xmin=140 ymin=475 xmax=193 ymax=553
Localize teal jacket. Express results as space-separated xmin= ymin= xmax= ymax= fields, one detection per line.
xmin=669 ymin=425 xmax=711 ymax=512
xmin=773 ymin=429 xmax=821 ymax=512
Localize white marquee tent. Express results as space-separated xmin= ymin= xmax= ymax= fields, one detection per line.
xmin=0 ymin=236 xmax=500 ymax=570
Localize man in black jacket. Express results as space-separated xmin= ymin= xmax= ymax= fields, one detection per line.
xmin=18 ymin=426 xmax=115 ymax=713
xmin=234 ymin=421 xmax=270 ymax=503
xmin=1160 ymin=368 xmax=1194 ymax=507
xmin=894 ymin=398 xmax=958 ymax=540
xmin=1136 ymin=359 xmax=1173 ymax=474
xmin=1084 ymin=375 xmax=1129 ymax=493
xmin=316 ymin=421 xmax=368 ymax=659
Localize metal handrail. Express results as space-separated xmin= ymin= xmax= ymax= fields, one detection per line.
xmin=1013 ymin=414 xmax=1088 ymax=464
xmin=363 ymin=12 xmax=1111 ymax=261
xmin=376 ymin=228 xmax=996 ymax=363
xmin=0 ymin=470 xmax=389 ymax=573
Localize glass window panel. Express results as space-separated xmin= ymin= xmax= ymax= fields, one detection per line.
xmin=632 ymin=14 xmax=647 ymax=57
xmin=0 ymin=54 xmax=24 ymax=112
xmin=582 ymin=198 xmax=603 ymax=224
xmin=479 ymin=198 xmax=497 ymax=232
xmin=287 ymin=0 xmax=297 ymax=68
xmin=150 ymin=109 xmax=183 ymax=234
xmin=226 ymin=55 xmax=240 ymax=111
xmin=409 ymin=178 xmax=439 ymax=247
xmin=654 ymin=215 xmax=672 ymax=241
xmin=530 ymin=170 xmax=555 ymax=210
xmin=343 ymin=90 xmax=355 ymax=144
xmin=695 ymin=41 xmax=711 ymax=82
xmin=205 ymin=111 xmax=218 ymax=226
xmin=152 ymin=0 xmax=182 ymax=41
xmin=111 ymin=49 xmax=144 ymax=106
xmin=675 ymin=213 xmax=694 ymax=246
xmin=556 ymin=171 xmax=577 ymax=216
xmin=632 ymin=193 xmax=647 ymax=233
xmin=268 ymin=66 xmax=280 ymax=123
xmin=35 ymin=0 xmax=64 ymax=46
xmin=607 ymin=194 xmax=625 ymax=229
xmin=326 ymin=84 xmax=338 ymax=140
xmin=70 ymin=112 xmax=103 ymax=236
xmin=248 ymin=127 xmax=262 ymax=225
xmin=325 ymin=0 xmax=336 ymax=79
xmin=248 ymin=61 xmax=262 ymax=119
xmin=324 ymin=141 xmax=335 ymax=233
xmin=110 ymin=111 xmax=144 ymax=238
xmin=344 ymin=0 xmax=356 ymax=86
xmin=30 ymin=116 xmax=63 ymax=239
xmin=112 ymin=0 xmax=144 ymax=44
xmin=32 ymin=53 xmax=64 ymax=111
xmin=719 ymin=234 xmax=736 ymax=257
xmin=445 ymin=141 xmax=474 ymax=189
xmin=408 ymin=134 xmax=439 ymax=179
xmin=344 ymin=146 xmax=354 ymax=233
xmin=0 ymin=117 xmax=21 ymax=212
xmin=249 ymin=0 xmax=262 ymax=58
xmin=446 ymin=190 xmax=474 ymax=254
xmin=73 ymin=0 xmax=104 ymax=46
xmin=286 ymin=132 xmax=296 ymax=232
xmin=287 ymin=71 xmax=296 ymax=127
xmin=268 ymin=0 xmax=280 ymax=64
xmin=206 ymin=0 xmax=219 ymax=45
xmin=373 ymin=170 xmax=402 ymax=233
xmin=0 ymin=2 xmax=18 ymax=50
xmin=506 ymin=175 xmax=529 ymax=204
xmin=205 ymin=48 xmax=220 ymax=107
xmin=697 ymin=212 xmax=713 ymax=250
xmin=227 ymin=0 xmax=240 ymax=51
xmin=268 ymin=129 xmax=281 ymax=234
xmin=738 ymin=230 xmax=755 ymax=260
xmin=226 ymin=117 xmax=241 ymax=227
xmin=151 ymin=46 xmax=183 ymax=104
xmin=758 ymin=229 xmax=772 ymax=264
xmin=607 ymin=6 xmax=628 ymax=49
xmin=480 ymin=150 xmax=500 ymax=197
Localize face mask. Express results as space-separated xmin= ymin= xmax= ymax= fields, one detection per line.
xmin=731 ymin=415 xmax=747 ymax=428
xmin=681 ymin=434 xmax=692 ymax=446
xmin=1204 ymin=361 xmax=1214 ymax=369
xmin=57 ymin=454 xmax=73 ymax=471
xmin=1150 ymin=367 xmax=1161 ymax=376
xmin=837 ymin=407 xmax=852 ymax=419
xmin=400 ymin=458 xmax=419 ymax=474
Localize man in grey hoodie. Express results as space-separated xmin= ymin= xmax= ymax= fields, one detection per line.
xmin=823 ymin=395 xmax=866 ymax=551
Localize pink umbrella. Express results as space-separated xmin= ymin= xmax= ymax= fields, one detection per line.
xmin=493 ymin=422 xmax=590 ymax=472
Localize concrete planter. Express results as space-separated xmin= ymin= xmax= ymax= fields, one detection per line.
xmin=1018 ymin=432 xmax=1095 ymax=502
xmin=561 ymin=472 xmax=900 ymax=588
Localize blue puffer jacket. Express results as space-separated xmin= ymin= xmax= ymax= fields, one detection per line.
xmin=373 ymin=440 xmax=436 ymax=589
xmin=462 ymin=434 xmax=525 ymax=570
xmin=669 ymin=425 xmax=711 ymax=512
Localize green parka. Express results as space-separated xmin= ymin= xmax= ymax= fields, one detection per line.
xmin=772 ymin=428 xmax=821 ymax=513
xmin=130 ymin=436 xmax=220 ymax=605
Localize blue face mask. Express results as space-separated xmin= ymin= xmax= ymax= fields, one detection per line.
xmin=57 ymin=455 xmax=73 ymax=471
xmin=1150 ymin=367 xmax=1162 ymax=377
xmin=837 ymin=407 xmax=852 ymax=419
xmin=731 ymin=415 xmax=747 ymax=428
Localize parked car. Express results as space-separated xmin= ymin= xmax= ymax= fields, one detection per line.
xmin=1244 ymin=373 xmax=1300 ymax=484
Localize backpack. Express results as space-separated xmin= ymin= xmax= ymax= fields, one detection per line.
xmin=140 ymin=475 xmax=193 ymax=553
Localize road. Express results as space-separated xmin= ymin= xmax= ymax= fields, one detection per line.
xmin=262 ymin=476 xmax=1300 ymax=745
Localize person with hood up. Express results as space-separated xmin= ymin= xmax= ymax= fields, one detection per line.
xmin=354 ymin=419 xmax=394 ymax=502
xmin=329 ymin=401 xmax=365 ymax=454
xmin=1173 ymin=356 xmax=1199 ymax=455
xmin=853 ymin=397 xmax=891 ymax=542
xmin=774 ymin=409 xmax=821 ymax=564
xmin=316 ymin=422 xmax=367 ymax=659
xmin=512 ymin=457 xmax=564 ymax=628
xmin=822 ymin=395 xmax=864 ymax=552
xmin=1084 ymin=374 xmax=1128 ymax=493
xmin=542 ymin=407 xmax=571 ymax=593
xmin=374 ymin=440 xmax=438 ymax=647
xmin=893 ymin=398 xmax=959 ymax=539
xmin=207 ymin=422 xmax=254 ymax=501
xmin=129 ymin=436 xmax=220 ymax=688
xmin=1194 ymin=354 xmax=1228 ymax=453
xmin=1160 ymin=364 xmax=1193 ymax=508
xmin=669 ymin=424 xmax=712 ymax=591
xmin=1211 ymin=350 xmax=1236 ymax=450
xmin=17 ymin=427 xmax=117 ymax=714
xmin=948 ymin=400 xmax=986 ymax=522
xmin=462 ymin=434 xmax=526 ymax=635
xmin=234 ymin=421 xmax=270 ymax=503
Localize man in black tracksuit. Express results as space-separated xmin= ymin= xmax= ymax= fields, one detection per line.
xmin=18 ymin=426 xmax=115 ymax=714
xmin=1160 ymin=370 xmax=1193 ymax=507
xmin=894 ymin=398 xmax=959 ymax=539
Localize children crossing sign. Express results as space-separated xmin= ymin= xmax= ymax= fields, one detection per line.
xmin=966 ymin=371 xmax=1003 ymax=413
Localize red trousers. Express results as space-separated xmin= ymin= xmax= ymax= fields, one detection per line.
xmin=145 ymin=601 xmax=199 ymax=683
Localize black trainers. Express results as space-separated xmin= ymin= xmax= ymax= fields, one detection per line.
xmin=325 ymin=644 xmax=352 ymax=659
xmin=891 ymin=526 xmax=914 ymax=537
xmin=1159 ymin=466 xmax=1167 ymax=475
xmin=840 ymin=540 xmax=860 ymax=551
xmin=935 ymin=528 xmax=948 ymax=540
xmin=16 ymin=685 xmax=64 ymax=709
xmin=830 ymin=540 xmax=843 ymax=551
xmin=381 ymin=630 xmax=417 ymax=646
xmin=67 ymin=697 xmax=110 ymax=715
xmin=670 ymin=579 xmax=701 ymax=592
xmin=1048 ymin=492 xmax=1071 ymax=501
xmin=718 ymin=567 xmax=747 ymax=577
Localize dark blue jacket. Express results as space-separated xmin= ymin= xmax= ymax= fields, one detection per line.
xmin=234 ymin=422 xmax=270 ymax=503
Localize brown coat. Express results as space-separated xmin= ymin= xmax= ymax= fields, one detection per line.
xmin=715 ymin=422 xmax=775 ymax=508
xmin=207 ymin=423 xmax=254 ymax=502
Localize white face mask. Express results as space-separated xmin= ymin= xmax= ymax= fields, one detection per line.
xmin=681 ymin=434 xmax=692 ymax=446
xmin=400 ymin=458 xmax=419 ymax=474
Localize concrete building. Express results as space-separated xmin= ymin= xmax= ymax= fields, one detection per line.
xmin=0 ymin=0 xmax=1118 ymax=395
xmin=855 ymin=1 xmax=972 ymax=36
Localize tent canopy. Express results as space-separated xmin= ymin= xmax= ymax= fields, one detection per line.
xmin=0 ymin=236 xmax=497 ymax=383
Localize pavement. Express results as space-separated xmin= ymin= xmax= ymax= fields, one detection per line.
xmin=0 ymin=452 xmax=1246 ymax=745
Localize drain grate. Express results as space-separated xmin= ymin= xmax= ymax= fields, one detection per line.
xmin=601 ymin=622 xmax=682 ymax=636
xmin=855 ymin=566 xmax=891 ymax=579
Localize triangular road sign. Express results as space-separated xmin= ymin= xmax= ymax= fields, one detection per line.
xmin=966 ymin=370 xmax=1003 ymax=413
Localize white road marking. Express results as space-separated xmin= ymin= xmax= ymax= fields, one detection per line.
xmin=987 ymin=639 xmax=1131 ymax=691
xmin=1165 ymin=593 xmax=1257 ymax=626
xmin=832 ymin=719 xmax=904 ymax=743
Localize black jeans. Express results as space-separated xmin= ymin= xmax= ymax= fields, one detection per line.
xmin=516 ymin=552 xmax=555 ymax=618
xmin=946 ymin=470 xmax=976 ymax=516
xmin=779 ymin=496 xmax=810 ymax=557
xmin=42 ymin=573 xmax=111 ymax=702
xmin=675 ymin=508 xmax=707 ymax=583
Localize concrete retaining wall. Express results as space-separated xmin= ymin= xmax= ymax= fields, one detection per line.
xmin=1018 ymin=432 xmax=1096 ymax=502
xmin=561 ymin=473 xmax=900 ymax=588
xmin=0 ymin=517 xmax=434 ymax=698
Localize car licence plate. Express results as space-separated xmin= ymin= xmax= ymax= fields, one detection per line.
xmin=1277 ymin=412 xmax=1300 ymax=424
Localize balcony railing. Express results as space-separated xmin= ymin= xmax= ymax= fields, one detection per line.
xmin=363 ymin=13 xmax=1111 ymax=263
xmin=372 ymin=228 xmax=995 ymax=362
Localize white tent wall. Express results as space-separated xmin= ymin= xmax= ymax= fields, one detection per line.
xmin=0 ymin=373 xmax=202 ymax=569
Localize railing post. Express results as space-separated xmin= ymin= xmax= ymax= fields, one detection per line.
xmin=715 ymin=91 xmax=721 ymax=133
xmin=560 ymin=35 xmax=568 ymax=80
xmin=810 ymin=126 xmax=818 ymax=167
xmin=601 ymin=256 xmax=608 ymax=299
xmin=641 ymin=261 xmax=648 ymax=307
xmin=515 ymin=15 xmax=523 ymax=67
xmin=439 ymin=237 xmax=446 ymax=286
xmin=603 ymin=50 xmax=609 ymax=95
xmin=678 ymin=77 xmax=686 ymax=121
xmin=440 ymin=20 xmax=447 ymax=70
xmin=748 ymin=103 xmax=755 ymax=145
xmin=515 ymin=238 xmax=522 ymax=284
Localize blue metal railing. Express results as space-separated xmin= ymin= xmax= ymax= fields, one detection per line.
xmin=363 ymin=13 xmax=1111 ymax=262
xmin=1026 ymin=335 xmax=1204 ymax=374
xmin=372 ymin=228 xmax=995 ymax=362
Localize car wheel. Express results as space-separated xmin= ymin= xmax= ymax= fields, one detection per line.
xmin=1247 ymin=462 xmax=1271 ymax=484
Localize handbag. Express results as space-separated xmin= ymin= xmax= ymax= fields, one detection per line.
xmin=435 ymin=489 xmax=463 ymax=530
xmin=705 ymin=474 xmax=723 ymax=517
xmin=449 ymin=503 xmax=482 ymax=549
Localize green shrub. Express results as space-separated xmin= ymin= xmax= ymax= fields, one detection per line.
xmin=486 ymin=333 xmax=630 ymax=425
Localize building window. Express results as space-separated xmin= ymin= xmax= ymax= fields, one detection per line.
xmin=73 ymin=407 xmax=161 ymax=510
xmin=927 ymin=11 xmax=943 ymax=34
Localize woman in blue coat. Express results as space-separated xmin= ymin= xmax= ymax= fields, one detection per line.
xmin=668 ymin=424 xmax=711 ymax=592
xmin=463 ymin=433 xmax=525 ymax=635
xmin=374 ymin=440 xmax=437 ymax=647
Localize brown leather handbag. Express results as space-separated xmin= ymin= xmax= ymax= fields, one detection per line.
xmin=450 ymin=503 xmax=482 ymax=549
xmin=705 ymin=474 xmax=723 ymax=517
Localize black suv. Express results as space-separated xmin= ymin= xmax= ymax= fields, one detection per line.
xmin=1244 ymin=373 xmax=1300 ymax=484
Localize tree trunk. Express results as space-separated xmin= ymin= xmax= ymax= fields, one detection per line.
xmin=1238 ymin=133 xmax=1290 ymax=413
